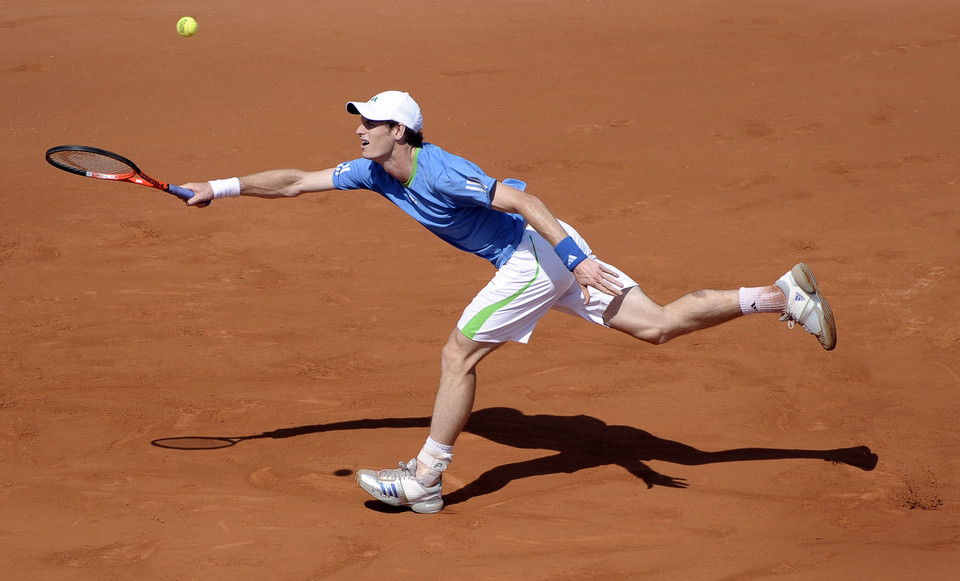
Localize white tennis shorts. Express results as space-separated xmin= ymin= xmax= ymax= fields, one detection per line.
xmin=457 ymin=222 xmax=637 ymax=344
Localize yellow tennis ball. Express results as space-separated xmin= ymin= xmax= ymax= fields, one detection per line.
xmin=177 ymin=17 xmax=198 ymax=38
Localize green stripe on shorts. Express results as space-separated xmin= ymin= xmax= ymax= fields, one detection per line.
xmin=461 ymin=236 xmax=540 ymax=340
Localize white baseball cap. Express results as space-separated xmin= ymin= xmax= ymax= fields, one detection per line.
xmin=346 ymin=90 xmax=423 ymax=132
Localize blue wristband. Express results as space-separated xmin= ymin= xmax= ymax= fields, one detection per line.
xmin=554 ymin=236 xmax=588 ymax=271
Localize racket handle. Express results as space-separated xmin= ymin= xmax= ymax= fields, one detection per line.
xmin=167 ymin=184 xmax=210 ymax=207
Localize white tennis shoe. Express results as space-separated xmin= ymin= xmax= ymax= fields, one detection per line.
xmin=775 ymin=263 xmax=837 ymax=351
xmin=355 ymin=459 xmax=444 ymax=514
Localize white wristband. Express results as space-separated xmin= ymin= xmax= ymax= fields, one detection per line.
xmin=209 ymin=177 xmax=241 ymax=199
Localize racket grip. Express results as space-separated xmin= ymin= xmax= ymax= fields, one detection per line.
xmin=167 ymin=184 xmax=210 ymax=206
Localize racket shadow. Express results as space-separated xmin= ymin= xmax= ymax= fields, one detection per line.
xmin=150 ymin=416 xmax=430 ymax=450
xmin=150 ymin=407 xmax=877 ymax=506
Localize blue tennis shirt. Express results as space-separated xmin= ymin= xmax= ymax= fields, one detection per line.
xmin=332 ymin=143 xmax=527 ymax=268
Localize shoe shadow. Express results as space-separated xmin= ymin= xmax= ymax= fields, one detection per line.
xmin=152 ymin=407 xmax=877 ymax=506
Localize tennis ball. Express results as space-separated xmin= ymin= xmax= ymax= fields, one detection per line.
xmin=177 ymin=16 xmax=198 ymax=38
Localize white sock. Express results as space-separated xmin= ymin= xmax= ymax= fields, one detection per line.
xmin=424 ymin=436 xmax=453 ymax=456
xmin=739 ymin=286 xmax=785 ymax=315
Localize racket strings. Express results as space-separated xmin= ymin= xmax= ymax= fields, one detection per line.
xmin=48 ymin=150 xmax=135 ymax=177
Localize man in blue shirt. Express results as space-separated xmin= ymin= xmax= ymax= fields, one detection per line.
xmin=183 ymin=90 xmax=836 ymax=514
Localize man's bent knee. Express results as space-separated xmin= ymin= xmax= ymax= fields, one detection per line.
xmin=603 ymin=288 xmax=675 ymax=345
xmin=441 ymin=329 xmax=501 ymax=374
xmin=618 ymin=325 xmax=674 ymax=345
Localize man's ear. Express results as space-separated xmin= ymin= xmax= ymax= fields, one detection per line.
xmin=392 ymin=123 xmax=407 ymax=143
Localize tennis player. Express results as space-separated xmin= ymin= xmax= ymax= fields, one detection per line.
xmin=182 ymin=90 xmax=836 ymax=514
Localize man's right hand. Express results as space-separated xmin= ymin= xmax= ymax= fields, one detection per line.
xmin=180 ymin=182 xmax=214 ymax=207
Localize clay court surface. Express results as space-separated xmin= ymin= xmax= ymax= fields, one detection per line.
xmin=2 ymin=1 xmax=958 ymax=579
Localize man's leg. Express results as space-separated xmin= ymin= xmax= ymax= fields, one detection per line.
xmin=427 ymin=328 xmax=503 ymax=449
xmin=602 ymin=263 xmax=835 ymax=350
xmin=355 ymin=329 xmax=501 ymax=513
xmin=602 ymin=286 xmax=752 ymax=344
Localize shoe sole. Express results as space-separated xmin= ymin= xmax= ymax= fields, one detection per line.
xmin=410 ymin=500 xmax=444 ymax=514
xmin=791 ymin=263 xmax=837 ymax=351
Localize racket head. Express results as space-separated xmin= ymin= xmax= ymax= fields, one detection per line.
xmin=45 ymin=145 xmax=141 ymax=180
xmin=45 ymin=144 xmax=203 ymax=205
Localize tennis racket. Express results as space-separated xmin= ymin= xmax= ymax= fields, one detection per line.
xmin=45 ymin=145 xmax=203 ymax=204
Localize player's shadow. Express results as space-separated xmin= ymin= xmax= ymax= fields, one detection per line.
xmin=152 ymin=406 xmax=877 ymax=507
xmin=445 ymin=407 xmax=876 ymax=507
